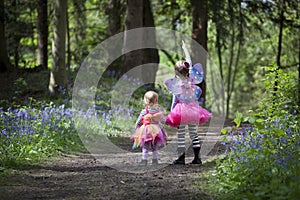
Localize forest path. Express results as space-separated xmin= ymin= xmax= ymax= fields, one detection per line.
xmin=0 ymin=153 xmax=217 ymax=200
xmin=0 ymin=121 xmax=234 ymax=200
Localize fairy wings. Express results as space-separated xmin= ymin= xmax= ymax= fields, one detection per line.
xmin=164 ymin=41 xmax=204 ymax=103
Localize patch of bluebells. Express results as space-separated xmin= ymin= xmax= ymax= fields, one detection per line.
xmin=0 ymin=103 xmax=78 ymax=165
xmin=106 ymin=70 xmax=116 ymax=77
xmin=4 ymin=104 xmax=73 ymax=134
xmin=221 ymin=112 xmax=300 ymax=172
xmin=94 ymin=105 xmax=135 ymax=136
xmin=224 ymin=130 xmax=299 ymax=168
xmin=215 ymin=111 xmax=300 ymax=199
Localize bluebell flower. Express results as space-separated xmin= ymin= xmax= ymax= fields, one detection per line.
xmin=293 ymin=109 xmax=297 ymax=115
xmin=240 ymin=155 xmax=246 ymax=161
xmin=286 ymin=128 xmax=292 ymax=136
xmin=282 ymin=160 xmax=287 ymax=168
xmin=59 ymin=104 xmax=65 ymax=110
xmin=280 ymin=137 xmax=288 ymax=144
xmin=229 ymin=131 xmax=234 ymax=140
xmin=57 ymin=85 xmax=67 ymax=95
xmin=251 ymin=141 xmax=257 ymax=148
xmin=276 ymin=157 xmax=281 ymax=165
xmin=1 ymin=128 xmax=6 ymax=136
xmin=274 ymin=118 xmax=280 ymax=127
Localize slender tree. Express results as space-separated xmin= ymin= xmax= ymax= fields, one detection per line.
xmin=210 ymin=0 xmax=245 ymax=117
xmin=274 ymin=0 xmax=284 ymax=93
xmin=37 ymin=0 xmax=48 ymax=70
xmin=11 ymin=0 xmax=20 ymax=69
xmin=49 ymin=0 xmax=68 ymax=95
xmin=0 ymin=0 xmax=11 ymax=72
xmin=106 ymin=0 xmax=124 ymax=76
xmin=107 ymin=0 xmax=123 ymax=37
xmin=142 ymin=0 xmax=159 ymax=84
xmin=298 ymin=2 xmax=300 ymax=105
xmin=212 ymin=0 xmax=225 ymax=80
xmin=72 ymin=0 xmax=88 ymax=66
xmin=191 ymin=0 xmax=208 ymax=106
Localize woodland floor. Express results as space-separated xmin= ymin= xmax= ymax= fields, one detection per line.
xmin=0 ymin=71 xmax=234 ymax=199
xmin=0 ymin=123 xmax=234 ymax=200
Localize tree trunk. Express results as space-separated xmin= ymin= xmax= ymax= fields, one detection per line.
xmin=226 ymin=0 xmax=235 ymax=118
xmin=0 ymin=0 xmax=11 ymax=72
xmin=298 ymin=7 xmax=300 ymax=106
xmin=37 ymin=0 xmax=48 ymax=70
xmin=12 ymin=0 xmax=19 ymax=69
xmin=274 ymin=0 xmax=284 ymax=94
xmin=107 ymin=0 xmax=122 ymax=37
xmin=191 ymin=0 xmax=208 ymax=106
xmin=142 ymin=0 xmax=159 ymax=85
xmin=49 ymin=0 xmax=67 ymax=95
xmin=106 ymin=0 xmax=124 ymax=76
xmin=123 ymin=0 xmax=158 ymax=84
xmin=66 ymin=4 xmax=71 ymax=79
xmin=298 ymin=34 xmax=300 ymax=105
xmin=213 ymin=1 xmax=223 ymax=80
xmin=72 ymin=0 xmax=87 ymax=66
xmin=123 ymin=0 xmax=143 ymax=75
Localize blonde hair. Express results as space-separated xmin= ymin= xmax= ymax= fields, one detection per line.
xmin=143 ymin=91 xmax=158 ymax=107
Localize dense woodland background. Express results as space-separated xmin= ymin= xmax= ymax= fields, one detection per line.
xmin=1 ymin=1 xmax=300 ymax=198
xmin=0 ymin=0 xmax=299 ymax=117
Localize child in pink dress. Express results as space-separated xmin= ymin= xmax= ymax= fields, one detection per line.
xmin=165 ymin=42 xmax=211 ymax=165
xmin=131 ymin=91 xmax=167 ymax=166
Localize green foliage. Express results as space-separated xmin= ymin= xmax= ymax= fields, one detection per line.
xmin=258 ymin=64 xmax=298 ymax=117
xmin=0 ymin=103 xmax=83 ymax=168
xmin=0 ymin=72 xmax=174 ymax=171
xmin=209 ymin=64 xmax=300 ymax=199
xmin=94 ymin=74 xmax=171 ymax=136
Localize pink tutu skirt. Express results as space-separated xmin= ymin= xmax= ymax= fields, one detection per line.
xmin=131 ymin=124 xmax=166 ymax=149
xmin=166 ymin=102 xmax=211 ymax=128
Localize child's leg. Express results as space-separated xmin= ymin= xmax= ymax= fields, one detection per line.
xmin=152 ymin=143 xmax=158 ymax=165
xmin=188 ymin=124 xmax=202 ymax=164
xmin=152 ymin=143 xmax=158 ymax=160
xmin=177 ymin=125 xmax=186 ymax=154
xmin=188 ymin=124 xmax=200 ymax=148
xmin=173 ymin=125 xmax=186 ymax=164
xmin=142 ymin=142 xmax=149 ymax=161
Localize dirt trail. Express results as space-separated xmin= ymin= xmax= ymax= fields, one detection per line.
xmin=0 ymin=122 xmax=233 ymax=200
xmin=0 ymin=154 xmax=219 ymax=200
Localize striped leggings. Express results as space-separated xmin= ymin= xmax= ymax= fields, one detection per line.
xmin=177 ymin=124 xmax=200 ymax=155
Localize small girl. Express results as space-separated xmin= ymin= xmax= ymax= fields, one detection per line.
xmin=131 ymin=91 xmax=167 ymax=166
xmin=165 ymin=58 xmax=212 ymax=165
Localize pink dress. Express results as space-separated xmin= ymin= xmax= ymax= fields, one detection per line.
xmin=166 ymin=99 xmax=212 ymax=128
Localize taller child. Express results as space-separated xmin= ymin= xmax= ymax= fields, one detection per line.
xmin=165 ymin=41 xmax=211 ymax=164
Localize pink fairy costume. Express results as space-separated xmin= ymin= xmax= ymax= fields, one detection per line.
xmin=164 ymin=41 xmax=212 ymax=165
xmin=131 ymin=105 xmax=167 ymax=165
xmin=132 ymin=106 xmax=166 ymax=148
xmin=165 ymin=63 xmax=211 ymax=128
